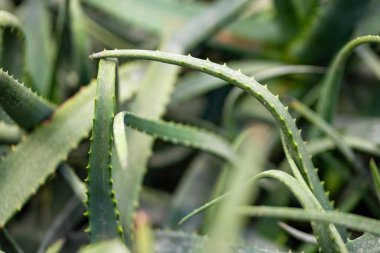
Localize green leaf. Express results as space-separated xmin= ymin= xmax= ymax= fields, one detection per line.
xmin=112 ymin=41 xmax=181 ymax=245
xmin=288 ymin=98 xmax=364 ymax=174
xmin=59 ymin=164 xmax=87 ymax=202
xmin=369 ymin=159 xmax=380 ymax=203
xmin=316 ymin=35 xmax=380 ymax=124
xmin=69 ymin=0 xmax=91 ymax=84
xmin=86 ymin=59 xmax=121 ymax=242
xmin=1 ymin=228 xmax=24 ymax=253
xmin=306 ymin=135 xmax=380 ymax=158
xmin=164 ymin=154 xmax=221 ymax=229
xmin=278 ymin=222 xmax=317 ymax=244
xmin=290 ymin=0 xmax=318 ymax=23
xmin=90 ymin=49 xmax=333 ymax=213
xmin=0 ymin=69 xmax=55 ymax=130
xmin=169 ymin=0 xmax=252 ymax=52
xmin=204 ymin=125 xmax=272 ymax=252
xmin=171 ymin=62 xmax=323 ymax=106
xmin=179 ymin=170 xmax=346 ymax=253
xmin=238 ymin=206 xmax=380 ymax=236
xmin=0 ymin=81 xmax=95 ymax=226
xmin=19 ymin=0 xmax=54 ymax=97
xmin=82 ymin=0 xmax=204 ymax=36
xmin=356 ymin=45 xmax=380 ymax=81
xmin=273 ymin=0 xmax=299 ymax=40
xmin=346 ymin=233 xmax=380 ymax=253
xmin=282 ymin=132 xmax=346 ymax=240
xmin=288 ymin=0 xmax=372 ymax=63
xmin=37 ymin=197 xmax=83 ymax=253
xmin=0 ymin=10 xmax=26 ymax=81
xmin=110 ymin=1 xmax=251 ymax=244
xmin=115 ymin=111 xmax=236 ymax=163
xmin=221 ymin=65 xmax=324 ymax=132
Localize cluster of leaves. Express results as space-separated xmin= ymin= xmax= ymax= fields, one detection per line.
xmin=1 ymin=0 xmax=380 ymax=252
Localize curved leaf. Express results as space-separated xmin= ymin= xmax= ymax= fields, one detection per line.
xmin=90 ymin=49 xmax=332 ymax=212
xmin=316 ymin=35 xmax=380 ymax=123
xmin=204 ymin=125 xmax=273 ymax=252
xmin=222 ymin=65 xmax=323 ymax=132
xmin=179 ymin=170 xmax=347 ymax=252
xmin=369 ymin=159 xmax=380 ymax=203
xmin=288 ymin=0 xmax=371 ymax=63
xmin=306 ymin=135 xmax=380 ymax=157
xmin=109 ymin=1 xmax=253 ymax=244
xmin=356 ymin=45 xmax=380 ymax=80
xmin=171 ymin=62 xmax=323 ymax=105
xmin=288 ymin=98 xmax=364 ymax=174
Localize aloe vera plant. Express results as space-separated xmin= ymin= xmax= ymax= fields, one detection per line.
xmin=0 ymin=1 xmax=380 ymax=252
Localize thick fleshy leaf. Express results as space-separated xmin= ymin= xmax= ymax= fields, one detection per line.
xmin=86 ymin=59 xmax=121 ymax=242
xmin=0 ymin=82 xmax=95 ymax=226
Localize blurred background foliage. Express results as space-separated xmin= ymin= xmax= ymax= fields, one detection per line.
xmin=0 ymin=0 xmax=380 ymax=252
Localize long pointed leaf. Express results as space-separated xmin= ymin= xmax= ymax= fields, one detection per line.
xmin=0 ymin=82 xmax=95 ymax=226
xmin=316 ymin=35 xmax=380 ymax=124
xmin=238 ymin=206 xmax=380 ymax=235
xmin=90 ymin=49 xmax=333 ymax=212
xmin=114 ymin=111 xmax=236 ymax=163
xmin=86 ymin=59 xmax=121 ymax=242
xmin=110 ymin=0 xmax=251 ymax=244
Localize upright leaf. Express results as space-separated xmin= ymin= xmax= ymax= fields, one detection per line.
xmin=91 ymin=49 xmax=333 ymax=212
xmin=369 ymin=159 xmax=380 ymax=203
xmin=19 ymin=0 xmax=54 ymax=96
xmin=86 ymin=59 xmax=121 ymax=242
xmin=110 ymin=0 xmax=251 ymax=244
xmin=316 ymin=35 xmax=380 ymax=124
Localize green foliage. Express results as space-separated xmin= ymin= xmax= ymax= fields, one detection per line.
xmin=0 ymin=82 xmax=95 ymax=226
xmin=288 ymin=0 xmax=372 ymax=63
xmin=0 ymin=1 xmax=380 ymax=252
xmin=316 ymin=35 xmax=380 ymax=124
xmin=19 ymin=0 xmax=54 ymax=97
xmin=86 ymin=59 xmax=121 ymax=242
xmin=370 ymin=159 xmax=380 ymax=203
xmin=91 ymin=49 xmax=333 ymax=212
xmin=0 ymin=69 xmax=55 ymax=130
xmin=0 ymin=10 xmax=26 ymax=81
xmin=115 ymin=111 xmax=236 ymax=163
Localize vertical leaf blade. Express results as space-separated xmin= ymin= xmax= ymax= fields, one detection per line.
xmin=87 ymin=59 xmax=121 ymax=242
